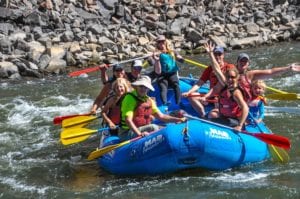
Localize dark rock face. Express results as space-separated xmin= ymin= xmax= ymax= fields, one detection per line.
xmin=0 ymin=0 xmax=299 ymax=79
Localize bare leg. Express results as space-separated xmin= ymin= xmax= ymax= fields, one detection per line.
xmin=188 ymin=95 xmax=205 ymax=117
xmin=208 ymin=108 xmax=219 ymax=119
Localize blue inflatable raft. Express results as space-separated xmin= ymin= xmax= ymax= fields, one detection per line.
xmin=97 ymin=77 xmax=272 ymax=175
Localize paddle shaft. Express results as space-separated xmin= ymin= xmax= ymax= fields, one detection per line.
xmin=87 ymin=136 xmax=142 ymax=160
xmin=69 ymin=54 xmax=151 ymax=77
xmin=248 ymin=113 xmax=290 ymax=163
xmin=87 ymin=128 xmax=164 ymax=160
xmin=184 ymin=58 xmax=295 ymax=96
xmin=184 ymin=114 xmax=290 ymax=149
xmin=265 ymin=93 xmax=299 ymax=100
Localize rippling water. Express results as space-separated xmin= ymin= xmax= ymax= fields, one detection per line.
xmin=0 ymin=42 xmax=300 ymax=198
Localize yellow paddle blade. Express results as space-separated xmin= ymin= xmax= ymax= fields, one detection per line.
xmin=266 ymin=93 xmax=299 ymax=100
xmin=87 ymin=140 xmax=130 ymax=161
xmin=269 ymin=145 xmax=290 ymax=163
xmin=60 ymin=128 xmax=97 ymax=139
xmin=60 ymin=135 xmax=90 ymax=146
xmin=184 ymin=58 xmax=208 ymax=69
xmin=62 ymin=115 xmax=98 ymax=128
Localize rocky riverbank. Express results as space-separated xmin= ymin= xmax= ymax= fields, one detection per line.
xmin=0 ymin=0 xmax=299 ymax=79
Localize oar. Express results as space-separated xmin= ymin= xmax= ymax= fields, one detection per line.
xmin=87 ymin=136 xmax=141 ymax=160
xmin=68 ymin=54 xmax=151 ymax=77
xmin=184 ymin=114 xmax=291 ymax=150
xmin=184 ymin=58 xmax=299 ymax=100
xmin=60 ymin=127 xmax=110 ymax=145
xmin=62 ymin=115 xmax=101 ymax=128
xmin=53 ymin=113 xmax=91 ymax=125
xmin=87 ymin=128 xmax=163 ymax=160
xmin=248 ymin=113 xmax=290 ymax=163
xmin=265 ymin=93 xmax=299 ymax=100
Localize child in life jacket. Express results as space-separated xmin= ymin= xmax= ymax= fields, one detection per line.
xmin=247 ymin=79 xmax=267 ymax=123
xmin=101 ymin=77 xmax=132 ymax=135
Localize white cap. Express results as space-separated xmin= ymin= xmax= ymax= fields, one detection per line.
xmin=133 ymin=60 xmax=143 ymax=67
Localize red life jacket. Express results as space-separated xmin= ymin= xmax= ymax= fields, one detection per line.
xmin=219 ymin=86 xmax=242 ymax=118
xmin=124 ymin=93 xmax=153 ymax=127
xmin=107 ymin=96 xmax=123 ymax=125
xmin=133 ymin=98 xmax=153 ymax=127
xmin=238 ymin=73 xmax=252 ymax=102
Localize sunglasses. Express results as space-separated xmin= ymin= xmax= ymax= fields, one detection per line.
xmin=238 ymin=58 xmax=249 ymax=63
xmin=138 ymin=85 xmax=148 ymax=89
xmin=227 ymin=75 xmax=237 ymax=79
xmin=133 ymin=66 xmax=142 ymax=71
xmin=214 ymin=52 xmax=223 ymax=56
xmin=114 ymin=69 xmax=123 ymax=72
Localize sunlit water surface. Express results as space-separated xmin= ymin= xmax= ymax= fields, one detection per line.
xmin=0 ymin=42 xmax=299 ymax=198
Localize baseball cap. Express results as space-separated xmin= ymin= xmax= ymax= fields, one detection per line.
xmin=237 ymin=53 xmax=250 ymax=62
xmin=113 ymin=64 xmax=123 ymax=71
xmin=213 ymin=46 xmax=224 ymax=53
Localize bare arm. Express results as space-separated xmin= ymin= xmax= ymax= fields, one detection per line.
xmin=153 ymin=52 xmax=161 ymax=74
xmin=99 ymin=64 xmax=109 ymax=83
xmin=125 ymin=115 xmax=143 ymax=136
xmin=154 ymin=111 xmax=186 ymax=123
xmin=204 ymin=42 xmax=226 ymax=86
xmin=250 ymin=64 xmax=300 ymax=81
xmin=182 ymin=79 xmax=205 ymax=97
xmin=232 ymin=90 xmax=249 ymax=131
xmin=202 ymin=82 xmax=223 ymax=100
xmin=91 ymin=83 xmax=111 ymax=113
xmin=101 ymin=99 xmax=116 ymax=129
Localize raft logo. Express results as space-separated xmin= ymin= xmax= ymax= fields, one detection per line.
xmin=143 ymin=134 xmax=165 ymax=153
xmin=208 ymin=128 xmax=231 ymax=140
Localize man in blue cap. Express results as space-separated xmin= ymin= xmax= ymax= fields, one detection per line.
xmin=182 ymin=42 xmax=235 ymax=118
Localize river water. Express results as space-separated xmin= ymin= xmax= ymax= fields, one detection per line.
xmin=0 ymin=42 xmax=300 ymax=198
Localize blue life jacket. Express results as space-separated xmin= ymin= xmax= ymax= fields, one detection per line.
xmin=159 ymin=53 xmax=179 ymax=73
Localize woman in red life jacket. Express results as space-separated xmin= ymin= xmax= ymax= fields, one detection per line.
xmin=236 ymin=53 xmax=300 ymax=102
xmin=101 ymin=78 xmax=132 ymax=135
xmin=247 ymin=79 xmax=267 ymax=124
xmin=200 ymin=68 xmax=249 ymax=131
xmin=182 ymin=42 xmax=235 ymax=118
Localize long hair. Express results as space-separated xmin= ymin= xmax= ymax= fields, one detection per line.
xmin=112 ymin=78 xmax=132 ymax=94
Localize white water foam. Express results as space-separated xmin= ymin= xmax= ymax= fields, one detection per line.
xmin=0 ymin=176 xmax=49 ymax=195
xmin=206 ymin=171 xmax=269 ymax=183
xmin=5 ymin=95 xmax=93 ymax=127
